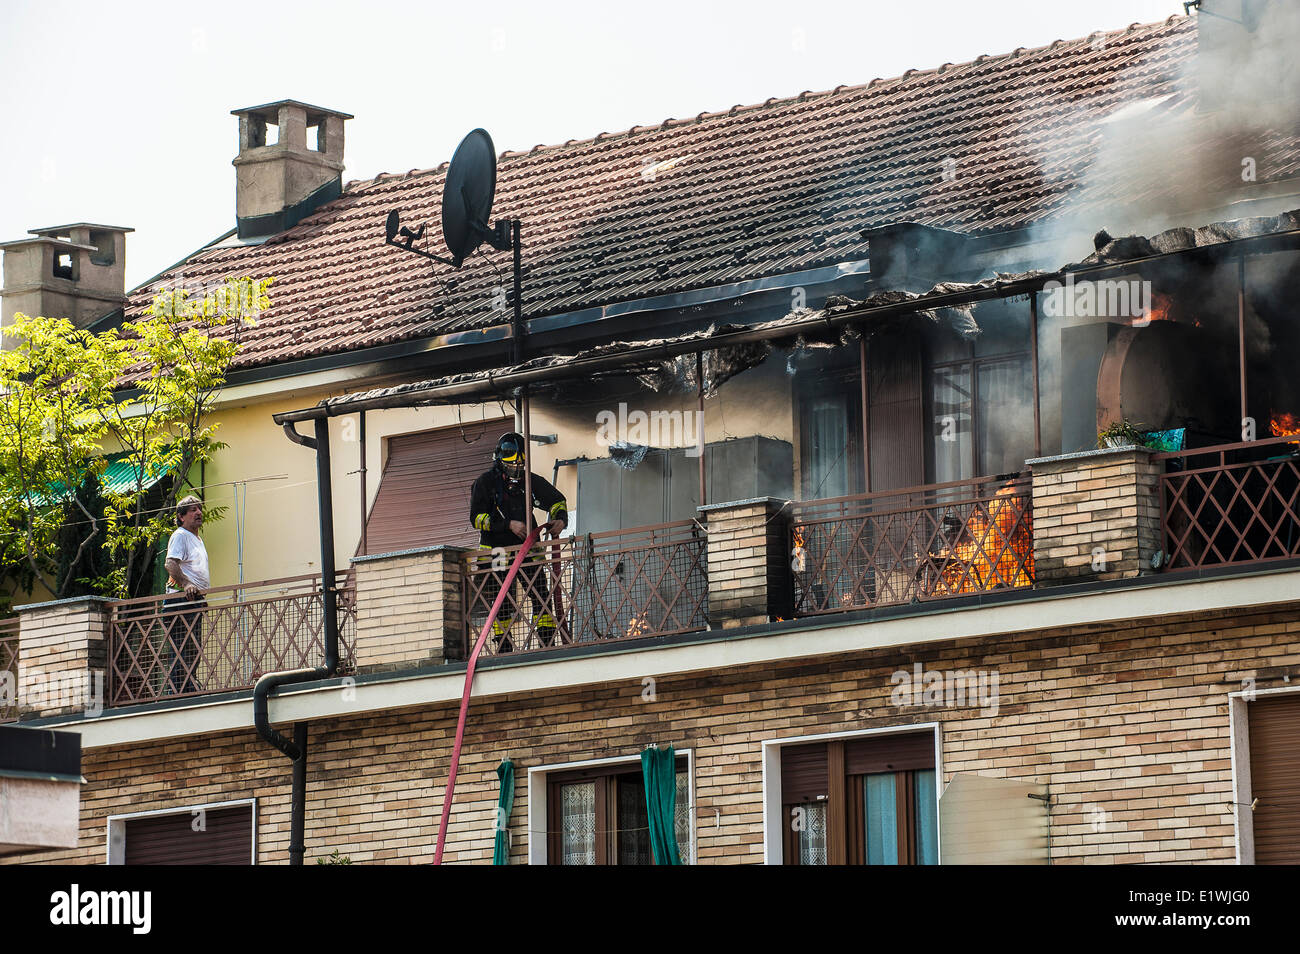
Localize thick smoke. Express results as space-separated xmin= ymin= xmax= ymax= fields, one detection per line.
xmin=1027 ymin=0 xmax=1300 ymax=266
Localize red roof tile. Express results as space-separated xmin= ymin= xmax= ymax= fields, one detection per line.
xmin=123 ymin=15 xmax=1284 ymax=371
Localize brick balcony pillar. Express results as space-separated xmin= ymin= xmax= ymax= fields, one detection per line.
xmin=1028 ymin=445 xmax=1161 ymax=585
xmin=698 ymin=496 xmax=791 ymax=629
xmin=351 ymin=545 xmax=467 ymax=672
xmin=14 ymin=596 xmax=111 ymax=718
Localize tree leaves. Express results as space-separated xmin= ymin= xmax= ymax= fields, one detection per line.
xmin=0 ymin=277 xmax=272 ymax=599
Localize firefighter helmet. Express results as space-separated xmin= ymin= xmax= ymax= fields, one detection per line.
xmin=494 ymin=431 xmax=527 ymax=481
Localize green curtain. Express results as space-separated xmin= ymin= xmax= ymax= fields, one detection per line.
xmin=641 ymin=745 xmax=681 ymax=865
xmin=493 ymin=759 xmax=515 ymax=865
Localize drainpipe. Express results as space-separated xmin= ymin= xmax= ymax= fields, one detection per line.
xmin=255 ymin=417 xmax=341 ymax=865
xmin=1237 ymin=256 xmax=1248 ymax=425
xmin=359 ymin=410 xmax=368 ymax=556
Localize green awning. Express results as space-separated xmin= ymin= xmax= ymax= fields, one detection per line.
xmin=97 ymin=452 xmax=175 ymax=496
xmin=28 ymin=452 xmax=176 ymax=506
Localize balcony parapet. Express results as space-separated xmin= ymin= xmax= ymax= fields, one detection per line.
xmin=14 ymin=596 xmax=111 ymax=720
xmin=353 ymin=545 xmax=468 ymax=670
xmin=701 ymin=497 xmax=791 ymax=629
xmin=1028 ymin=445 xmax=1161 ymax=584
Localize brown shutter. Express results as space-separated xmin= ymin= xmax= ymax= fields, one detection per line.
xmin=781 ymin=742 xmax=829 ymax=802
xmin=868 ymin=332 xmax=924 ymax=491
xmin=361 ymin=419 xmax=509 ymax=555
xmin=124 ymin=804 xmax=252 ymax=865
xmin=844 ymin=731 xmax=934 ymax=775
xmin=1249 ymin=695 xmax=1300 ymax=864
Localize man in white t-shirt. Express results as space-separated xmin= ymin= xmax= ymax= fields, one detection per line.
xmin=164 ymin=495 xmax=209 ymax=695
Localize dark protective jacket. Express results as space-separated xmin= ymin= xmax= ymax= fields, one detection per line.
xmin=469 ymin=466 xmax=568 ymax=548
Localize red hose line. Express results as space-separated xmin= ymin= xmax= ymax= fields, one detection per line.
xmin=434 ymin=526 xmax=542 ymax=865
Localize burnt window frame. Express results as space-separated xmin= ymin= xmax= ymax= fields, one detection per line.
xmin=923 ymin=298 xmax=1034 ymax=484
xmin=794 ymin=349 xmax=865 ymax=501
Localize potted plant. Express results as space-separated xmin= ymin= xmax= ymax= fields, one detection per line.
xmin=1097 ymin=419 xmax=1150 ymax=449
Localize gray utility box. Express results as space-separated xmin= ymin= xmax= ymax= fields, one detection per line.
xmin=576 ymin=436 xmax=793 ymax=533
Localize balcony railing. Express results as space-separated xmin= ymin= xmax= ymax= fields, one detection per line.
xmin=1156 ymin=434 xmax=1300 ymax=570
xmin=463 ymin=519 xmax=709 ymax=656
xmin=789 ymin=475 xmax=1034 ymax=616
xmin=0 ymin=616 xmax=18 ymax=723
xmin=106 ymin=573 xmax=357 ymax=707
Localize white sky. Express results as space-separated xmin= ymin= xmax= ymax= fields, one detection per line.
xmin=1 ymin=0 xmax=1181 ymax=289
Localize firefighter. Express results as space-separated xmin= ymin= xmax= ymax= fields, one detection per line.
xmin=469 ymin=431 xmax=568 ymax=651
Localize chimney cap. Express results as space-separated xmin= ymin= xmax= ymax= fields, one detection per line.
xmin=231 ymin=100 xmax=354 ymax=123
xmin=0 ymin=235 xmax=98 ymax=252
xmin=29 ymin=223 xmax=134 ymax=236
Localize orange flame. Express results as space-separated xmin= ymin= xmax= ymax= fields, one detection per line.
xmin=625 ymin=613 xmax=649 ymax=638
xmin=1270 ymin=412 xmax=1300 ymax=438
xmin=1131 ymin=292 xmax=1173 ymax=327
xmin=934 ymin=482 xmax=1034 ymax=594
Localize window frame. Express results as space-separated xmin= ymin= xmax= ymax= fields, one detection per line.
xmin=762 ymin=724 xmax=942 ymax=865
xmin=527 ymin=750 xmax=695 ymax=865
xmin=106 ymin=797 xmax=257 ymax=865
xmin=925 ymin=349 xmax=1033 ymax=483
xmin=796 ymin=362 xmax=865 ymax=501
xmin=1228 ymin=683 xmax=1300 ymax=865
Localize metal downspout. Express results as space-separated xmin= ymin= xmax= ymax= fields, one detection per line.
xmin=254 ymin=417 xmax=341 ymax=865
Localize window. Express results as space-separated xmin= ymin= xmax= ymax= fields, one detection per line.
xmin=542 ymin=757 xmax=691 ymax=865
xmin=925 ymin=303 xmax=1034 ymax=482
xmin=797 ymin=359 xmax=864 ymax=500
xmin=107 ymin=800 xmax=255 ymax=865
xmin=775 ymin=730 xmax=938 ymax=865
xmin=361 ymin=418 xmax=509 ymax=554
xmin=1245 ymin=692 xmax=1300 ymax=864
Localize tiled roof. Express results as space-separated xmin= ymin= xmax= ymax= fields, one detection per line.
xmin=126 ymin=15 xmax=1252 ymax=371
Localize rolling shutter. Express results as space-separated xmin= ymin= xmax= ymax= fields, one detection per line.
xmin=361 ymin=420 xmax=508 ymax=555
xmin=124 ymin=804 xmax=252 ymax=865
xmin=845 ymin=731 xmax=934 ymax=775
xmin=1249 ymin=694 xmax=1300 ymax=864
xmin=781 ymin=743 xmax=829 ymax=803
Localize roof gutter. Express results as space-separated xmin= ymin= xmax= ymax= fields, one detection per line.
xmin=272 ymin=226 xmax=1300 ymax=424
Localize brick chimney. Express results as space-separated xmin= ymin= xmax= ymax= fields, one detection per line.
xmin=0 ymin=223 xmax=131 ymax=333
xmin=232 ymin=100 xmax=352 ymax=239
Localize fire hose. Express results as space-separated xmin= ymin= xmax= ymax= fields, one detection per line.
xmin=433 ymin=525 xmax=542 ymax=865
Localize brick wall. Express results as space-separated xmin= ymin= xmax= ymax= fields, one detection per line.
xmin=15 ymin=597 xmax=110 ymax=718
xmin=1030 ymin=446 xmax=1161 ymax=584
xmin=352 ymin=546 xmax=465 ymax=671
xmin=10 ymin=599 xmax=1298 ymax=865
xmin=702 ymin=497 xmax=789 ymax=628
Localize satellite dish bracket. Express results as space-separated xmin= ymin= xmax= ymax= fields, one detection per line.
xmin=384 ymin=233 xmax=458 ymax=268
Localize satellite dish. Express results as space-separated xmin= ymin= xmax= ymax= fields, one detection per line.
xmin=383 ymin=128 xmax=513 ymax=270
xmin=442 ymin=128 xmax=498 ymax=266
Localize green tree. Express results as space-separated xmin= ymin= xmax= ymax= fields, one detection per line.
xmin=0 ymin=276 xmax=271 ymax=600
